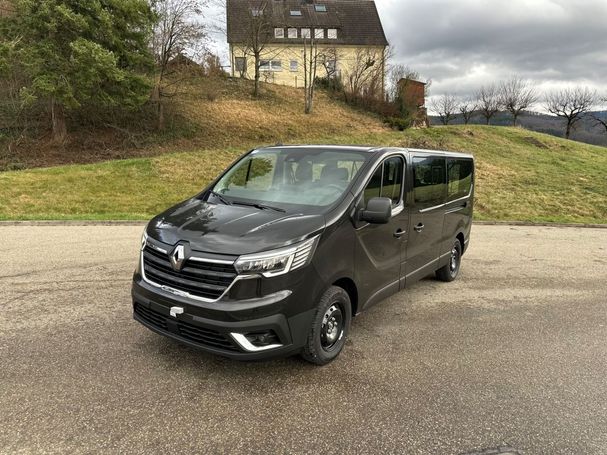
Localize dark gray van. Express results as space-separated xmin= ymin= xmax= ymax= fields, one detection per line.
xmin=132 ymin=146 xmax=474 ymax=364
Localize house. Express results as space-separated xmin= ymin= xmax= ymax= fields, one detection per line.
xmin=227 ymin=0 xmax=388 ymax=95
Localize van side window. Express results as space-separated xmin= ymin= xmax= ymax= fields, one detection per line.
xmin=364 ymin=156 xmax=404 ymax=206
xmin=447 ymin=158 xmax=473 ymax=200
xmin=413 ymin=157 xmax=446 ymax=206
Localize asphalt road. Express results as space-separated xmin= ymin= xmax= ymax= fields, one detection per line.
xmin=1 ymin=224 xmax=606 ymax=454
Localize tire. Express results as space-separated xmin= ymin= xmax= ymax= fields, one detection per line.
xmin=301 ymin=286 xmax=352 ymax=365
xmin=436 ymin=238 xmax=463 ymax=282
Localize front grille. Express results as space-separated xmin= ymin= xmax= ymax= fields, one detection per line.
xmin=134 ymin=303 xmax=240 ymax=352
xmin=142 ymin=245 xmax=237 ymax=300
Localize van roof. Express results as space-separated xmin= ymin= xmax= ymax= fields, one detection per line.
xmin=261 ymin=145 xmax=473 ymax=159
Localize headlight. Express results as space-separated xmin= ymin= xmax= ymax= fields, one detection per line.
xmin=235 ymin=235 xmax=320 ymax=277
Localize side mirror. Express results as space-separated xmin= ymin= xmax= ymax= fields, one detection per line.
xmin=360 ymin=197 xmax=392 ymax=224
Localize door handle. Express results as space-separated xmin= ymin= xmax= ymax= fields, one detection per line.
xmin=414 ymin=223 xmax=425 ymax=233
xmin=393 ymin=228 xmax=406 ymax=239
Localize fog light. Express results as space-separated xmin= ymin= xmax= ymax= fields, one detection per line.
xmin=230 ymin=331 xmax=283 ymax=352
xmin=245 ymin=331 xmax=279 ymax=347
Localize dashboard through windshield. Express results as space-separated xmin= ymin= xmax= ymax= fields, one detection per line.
xmin=212 ymin=148 xmax=370 ymax=208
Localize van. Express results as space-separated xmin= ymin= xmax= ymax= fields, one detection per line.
xmin=132 ymin=146 xmax=474 ymax=364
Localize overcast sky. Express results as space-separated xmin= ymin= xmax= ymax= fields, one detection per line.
xmin=205 ymin=0 xmax=607 ymax=103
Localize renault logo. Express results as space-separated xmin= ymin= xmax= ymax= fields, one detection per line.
xmin=170 ymin=244 xmax=187 ymax=271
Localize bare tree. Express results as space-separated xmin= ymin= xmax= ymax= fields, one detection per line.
xmin=545 ymin=87 xmax=596 ymax=139
xmin=239 ymin=0 xmax=274 ymax=98
xmin=150 ymin=0 xmax=207 ymax=129
xmin=475 ymin=84 xmax=501 ymax=125
xmin=459 ymin=98 xmax=477 ymax=125
xmin=431 ymin=94 xmax=458 ymax=125
xmin=342 ymin=48 xmax=387 ymax=103
xmin=320 ymin=47 xmax=339 ymax=80
xmin=302 ymin=35 xmax=320 ymax=114
xmin=499 ymin=76 xmax=538 ymax=126
xmin=591 ymin=97 xmax=607 ymax=134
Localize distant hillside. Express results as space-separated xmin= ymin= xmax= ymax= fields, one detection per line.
xmin=430 ymin=111 xmax=607 ymax=147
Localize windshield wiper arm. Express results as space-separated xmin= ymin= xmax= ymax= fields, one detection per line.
xmin=208 ymin=190 xmax=232 ymax=206
xmin=232 ymin=200 xmax=286 ymax=213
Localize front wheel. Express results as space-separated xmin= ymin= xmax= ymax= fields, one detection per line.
xmin=436 ymin=239 xmax=462 ymax=282
xmin=301 ymin=286 xmax=352 ymax=365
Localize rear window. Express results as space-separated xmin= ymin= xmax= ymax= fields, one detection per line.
xmin=447 ymin=158 xmax=473 ymax=200
xmin=413 ymin=157 xmax=446 ymax=206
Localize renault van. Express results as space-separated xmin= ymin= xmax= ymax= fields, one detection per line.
xmin=132 ymin=146 xmax=474 ymax=364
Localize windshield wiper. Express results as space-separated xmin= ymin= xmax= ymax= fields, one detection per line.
xmin=208 ymin=190 xmax=232 ymax=206
xmin=232 ymin=200 xmax=286 ymax=213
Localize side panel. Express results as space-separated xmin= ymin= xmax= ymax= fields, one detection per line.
xmin=404 ymin=156 xmax=447 ymax=284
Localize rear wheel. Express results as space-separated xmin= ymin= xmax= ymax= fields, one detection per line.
xmin=301 ymin=286 xmax=352 ymax=365
xmin=436 ymin=239 xmax=462 ymax=282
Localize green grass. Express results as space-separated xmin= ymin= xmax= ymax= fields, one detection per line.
xmin=1 ymin=125 xmax=605 ymax=223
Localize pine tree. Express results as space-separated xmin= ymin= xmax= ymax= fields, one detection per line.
xmin=3 ymin=0 xmax=155 ymax=140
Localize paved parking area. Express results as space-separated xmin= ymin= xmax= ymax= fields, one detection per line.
xmin=1 ymin=224 xmax=606 ymax=454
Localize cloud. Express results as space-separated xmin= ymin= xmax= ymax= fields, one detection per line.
xmin=377 ymin=0 xmax=607 ymax=99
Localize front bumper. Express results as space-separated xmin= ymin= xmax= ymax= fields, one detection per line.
xmin=132 ymin=275 xmax=316 ymax=360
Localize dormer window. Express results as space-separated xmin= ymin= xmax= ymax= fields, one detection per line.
xmin=251 ymin=8 xmax=263 ymax=16
xmin=315 ymin=5 xmax=327 ymax=12
xmin=290 ymin=10 xmax=302 ymax=16
xmin=274 ymin=28 xmax=284 ymax=38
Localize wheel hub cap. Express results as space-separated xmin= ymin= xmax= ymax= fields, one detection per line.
xmin=321 ymin=305 xmax=344 ymax=350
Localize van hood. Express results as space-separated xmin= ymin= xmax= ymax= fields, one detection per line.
xmin=147 ymin=198 xmax=326 ymax=256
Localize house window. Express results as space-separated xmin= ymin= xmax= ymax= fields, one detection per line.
xmin=301 ymin=28 xmax=311 ymax=39
xmin=290 ymin=9 xmax=302 ymax=16
xmin=315 ymin=5 xmax=327 ymax=12
xmin=290 ymin=60 xmax=298 ymax=72
xmin=315 ymin=28 xmax=324 ymax=39
xmin=234 ymin=57 xmax=246 ymax=73
xmin=274 ymin=28 xmax=284 ymax=38
xmin=327 ymin=28 xmax=337 ymax=39
xmin=251 ymin=8 xmax=263 ymax=16
xmin=259 ymin=60 xmax=282 ymax=72
xmin=288 ymin=28 xmax=298 ymax=38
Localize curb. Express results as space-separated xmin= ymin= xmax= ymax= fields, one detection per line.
xmin=473 ymin=221 xmax=607 ymax=229
xmin=0 ymin=220 xmax=146 ymax=226
xmin=0 ymin=220 xmax=605 ymax=228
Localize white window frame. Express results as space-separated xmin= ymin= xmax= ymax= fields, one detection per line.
xmin=314 ymin=28 xmax=324 ymax=39
xmin=290 ymin=60 xmax=298 ymax=72
xmin=327 ymin=28 xmax=337 ymax=39
xmin=259 ymin=60 xmax=282 ymax=72
xmin=288 ymin=28 xmax=298 ymax=39
xmin=315 ymin=5 xmax=327 ymax=12
xmin=290 ymin=9 xmax=302 ymax=16
xmin=301 ymin=28 xmax=311 ymax=39
xmin=274 ymin=28 xmax=284 ymax=39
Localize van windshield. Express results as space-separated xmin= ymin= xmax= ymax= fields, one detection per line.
xmin=212 ymin=148 xmax=369 ymax=208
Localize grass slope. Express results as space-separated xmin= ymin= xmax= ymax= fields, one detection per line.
xmin=1 ymin=125 xmax=605 ymax=223
xmin=1 ymin=77 xmax=387 ymax=170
